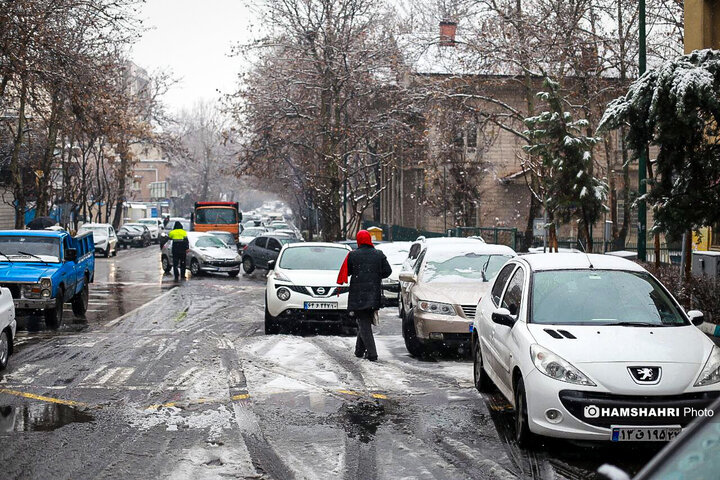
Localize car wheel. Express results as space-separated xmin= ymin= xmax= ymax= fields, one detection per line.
xmin=0 ymin=329 xmax=9 ymax=370
xmin=71 ymin=282 xmax=89 ymax=316
xmin=44 ymin=291 xmax=64 ymax=330
xmin=472 ymin=334 xmax=493 ymax=392
xmin=402 ymin=310 xmax=425 ymax=358
xmin=228 ymin=270 xmax=239 ymax=277
xmin=161 ymin=256 xmax=171 ymax=273
xmin=190 ymin=259 xmax=201 ymax=276
xmin=242 ymin=257 xmax=255 ymax=274
xmin=514 ymin=378 xmax=536 ymax=448
xmin=265 ymin=300 xmax=280 ymax=334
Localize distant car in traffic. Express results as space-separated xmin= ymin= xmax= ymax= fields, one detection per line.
xmin=136 ymin=218 xmax=164 ymax=243
xmin=274 ymin=229 xmax=303 ymax=240
xmin=241 ymin=234 xmax=301 ymax=274
xmin=375 ymin=241 xmax=411 ymax=307
xmin=399 ymin=242 xmax=516 ymax=356
xmin=117 ymin=223 xmax=152 ymax=248
xmin=238 ymin=226 xmax=268 ymax=248
xmin=472 ymin=253 xmax=719 ymax=447
xmin=0 ymin=286 xmax=17 ymax=370
xmin=264 ymin=242 xmax=353 ymax=334
xmin=161 ymin=232 xmax=242 ymax=277
xmin=78 ymin=223 xmax=118 ymax=257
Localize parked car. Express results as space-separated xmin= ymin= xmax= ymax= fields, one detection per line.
xmin=264 ymin=242 xmax=353 ymax=334
xmin=117 ymin=223 xmax=152 ymax=248
xmin=472 ymin=253 xmax=719 ymax=447
xmin=207 ymin=230 xmax=238 ymax=250
xmin=241 ymin=234 xmax=301 ymax=274
xmin=238 ymin=226 xmax=268 ymax=248
xmin=0 ymin=286 xmax=17 ymax=370
xmin=398 ymin=237 xmax=488 ymax=319
xmin=161 ymin=232 xmax=242 ymax=277
xmin=335 ymin=239 xmax=385 ymax=250
xmin=0 ymin=230 xmax=95 ymax=329
xmin=375 ymin=242 xmax=411 ymax=307
xmin=399 ymin=242 xmax=516 ymax=356
xmin=137 ymin=218 xmax=164 ymax=243
xmin=78 ymin=223 xmax=118 ymax=257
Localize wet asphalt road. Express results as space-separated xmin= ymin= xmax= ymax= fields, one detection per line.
xmin=0 ymin=246 xmax=664 ymax=479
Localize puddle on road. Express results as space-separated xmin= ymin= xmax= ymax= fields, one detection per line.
xmin=0 ymin=403 xmax=94 ymax=432
xmin=339 ymin=400 xmax=387 ymax=444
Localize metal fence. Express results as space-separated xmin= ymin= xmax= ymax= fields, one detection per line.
xmin=449 ymin=227 xmax=519 ymax=250
xmin=360 ymin=221 xmax=444 ymax=242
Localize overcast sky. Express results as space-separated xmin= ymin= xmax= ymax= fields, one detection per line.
xmin=131 ymin=0 xmax=255 ymax=115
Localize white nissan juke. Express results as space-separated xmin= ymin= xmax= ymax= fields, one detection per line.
xmin=472 ymin=253 xmax=720 ymax=446
xmin=265 ymin=242 xmax=353 ymax=334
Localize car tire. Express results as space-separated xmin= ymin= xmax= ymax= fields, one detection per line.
xmin=472 ymin=334 xmax=493 ymax=392
xmin=402 ymin=310 xmax=425 ymax=358
xmin=242 ymin=257 xmax=255 ymax=274
xmin=264 ymin=300 xmax=280 ymax=334
xmin=44 ymin=290 xmax=64 ymax=330
xmin=71 ymin=282 xmax=89 ymax=317
xmin=514 ymin=378 xmax=536 ymax=449
xmin=161 ymin=256 xmax=171 ymax=273
xmin=228 ymin=270 xmax=239 ymax=277
xmin=190 ymin=259 xmax=201 ymax=276
xmin=0 ymin=329 xmax=9 ymax=370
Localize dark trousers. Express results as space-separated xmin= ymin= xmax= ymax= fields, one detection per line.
xmin=172 ymin=253 xmax=186 ymax=279
xmin=354 ymin=310 xmax=377 ymax=360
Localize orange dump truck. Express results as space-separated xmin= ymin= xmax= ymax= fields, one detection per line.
xmin=193 ymin=202 xmax=242 ymax=240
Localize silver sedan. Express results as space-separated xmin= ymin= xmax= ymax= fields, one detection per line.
xmin=161 ymin=232 xmax=242 ymax=277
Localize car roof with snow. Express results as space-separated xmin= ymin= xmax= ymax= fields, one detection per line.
xmin=285 ymin=242 xmax=350 ymax=250
xmin=424 ymin=242 xmax=516 ymax=257
xmin=517 ymin=253 xmax=645 ymax=272
xmin=420 ymin=236 xmax=484 ymax=244
xmin=79 ymin=223 xmax=111 ymax=228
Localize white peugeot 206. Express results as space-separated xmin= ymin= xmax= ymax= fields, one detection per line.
xmin=265 ymin=242 xmax=353 ymax=335
xmin=472 ymin=253 xmax=720 ymax=446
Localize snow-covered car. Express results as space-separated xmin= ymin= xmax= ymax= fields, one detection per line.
xmin=161 ymin=232 xmax=242 ymax=277
xmin=375 ymin=241 xmax=412 ymax=307
xmin=0 ymin=286 xmax=17 ymax=370
xmin=398 ymin=242 xmax=516 ymax=356
xmin=137 ymin=218 xmax=163 ymax=242
xmin=264 ymin=242 xmax=353 ymax=334
xmin=472 ymin=253 xmax=719 ymax=446
xmin=78 ymin=223 xmax=118 ymax=257
xmin=238 ymin=227 xmax=268 ymax=248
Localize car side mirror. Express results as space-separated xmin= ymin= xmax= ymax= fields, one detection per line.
xmin=273 ymin=247 xmax=280 ymax=252
xmin=688 ymin=310 xmax=704 ymax=326
xmin=65 ymin=248 xmax=77 ymax=262
xmin=491 ymin=307 xmax=515 ymax=328
xmin=267 ymin=259 xmax=276 ymax=269
xmin=398 ymin=272 xmax=417 ymax=283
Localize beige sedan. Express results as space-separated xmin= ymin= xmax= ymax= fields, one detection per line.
xmin=399 ymin=243 xmax=516 ymax=357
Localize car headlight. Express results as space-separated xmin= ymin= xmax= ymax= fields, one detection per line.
xmin=40 ymin=277 xmax=51 ymax=289
xmin=22 ymin=284 xmax=43 ymax=299
xmin=234 ymin=255 xmax=242 ymax=262
xmin=695 ymin=346 xmax=720 ymax=387
xmin=530 ymin=344 xmax=596 ymax=386
xmin=277 ymin=287 xmax=291 ymax=301
xmin=198 ymin=253 xmax=212 ymax=261
xmin=417 ymin=300 xmax=455 ymax=315
xmin=274 ymin=270 xmax=291 ymax=282
xmin=382 ymin=278 xmax=397 ymax=285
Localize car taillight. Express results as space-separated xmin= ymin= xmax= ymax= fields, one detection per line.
xmin=242 ymin=245 xmax=248 ymax=252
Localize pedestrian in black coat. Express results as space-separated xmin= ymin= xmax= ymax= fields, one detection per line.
xmin=337 ymin=230 xmax=392 ymax=361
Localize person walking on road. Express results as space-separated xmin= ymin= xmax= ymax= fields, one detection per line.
xmin=168 ymin=221 xmax=189 ymax=281
xmin=337 ymin=230 xmax=392 ymax=361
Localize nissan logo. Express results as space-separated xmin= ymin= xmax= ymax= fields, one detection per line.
xmin=316 ymin=287 xmax=326 ymax=295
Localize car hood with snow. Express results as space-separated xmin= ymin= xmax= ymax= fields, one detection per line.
xmin=412 ymin=281 xmax=490 ymax=309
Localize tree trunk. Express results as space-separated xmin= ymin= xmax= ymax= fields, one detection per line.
xmin=683 ymin=231 xmax=692 ymax=281
xmin=523 ymin=194 xmax=540 ymax=252
xmin=36 ymin=92 xmax=62 ymax=217
xmin=112 ymin=141 xmax=130 ymax=229
xmin=11 ymin=79 xmax=28 ymax=229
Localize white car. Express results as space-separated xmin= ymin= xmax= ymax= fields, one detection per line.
xmin=78 ymin=223 xmax=118 ymax=257
xmin=375 ymin=241 xmax=412 ymax=307
xmin=472 ymin=253 xmax=719 ymax=446
xmin=137 ymin=218 xmax=163 ymax=242
xmin=265 ymin=242 xmax=352 ymax=334
xmin=0 ymin=287 xmax=17 ymax=370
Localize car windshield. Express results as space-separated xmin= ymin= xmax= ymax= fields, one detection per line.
xmin=210 ymin=233 xmax=234 ymax=245
xmin=279 ymin=246 xmax=348 ymax=270
xmin=119 ymin=226 xmax=141 ymax=233
xmin=423 ymin=252 xmax=513 ymax=283
xmin=194 ymin=236 xmax=227 ymax=248
xmin=531 ymin=270 xmax=687 ymax=326
xmin=376 ymin=243 xmax=410 ymax=265
xmin=0 ymin=236 xmax=61 ymax=261
xmin=243 ymin=228 xmax=265 ymax=237
xmin=138 ymin=219 xmax=157 ymax=226
xmin=277 ymin=236 xmax=299 ymax=245
xmin=195 ymin=207 xmax=237 ymax=224
xmin=79 ymin=226 xmax=108 ymax=236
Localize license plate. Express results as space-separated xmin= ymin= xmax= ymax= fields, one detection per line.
xmin=304 ymin=302 xmax=338 ymax=310
xmin=611 ymin=426 xmax=681 ymax=442
xmin=218 ymin=267 xmax=235 ymax=272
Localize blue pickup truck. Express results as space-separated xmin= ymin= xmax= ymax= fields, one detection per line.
xmin=0 ymin=230 xmax=95 ymax=329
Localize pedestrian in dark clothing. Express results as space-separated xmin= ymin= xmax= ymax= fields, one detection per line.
xmin=337 ymin=230 xmax=392 ymax=361
xmin=162 ymin=216 xmax=170 ymax=229
xmin=168 ymin=221 xmax=189 ymax=281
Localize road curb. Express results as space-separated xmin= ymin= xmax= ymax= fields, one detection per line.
xmin=103 ymin=286 xmax=177 ymax=329
xmin=698 ymin=322 xmax=720 ymax=338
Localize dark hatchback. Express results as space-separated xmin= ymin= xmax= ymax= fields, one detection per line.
xmin=117 ymin=224 xmax=151 ymax=248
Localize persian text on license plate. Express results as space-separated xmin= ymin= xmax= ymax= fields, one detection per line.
xmin=304 ymin=302 xmax=338 ymax=310
xmin=611 ymin=426 xmax=681 ymax=442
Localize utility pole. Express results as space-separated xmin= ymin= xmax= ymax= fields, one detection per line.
xmin=343 ymin=155 xmax=348 ymax=239
xmin=637 ymin=0 xmax=648 ymax=261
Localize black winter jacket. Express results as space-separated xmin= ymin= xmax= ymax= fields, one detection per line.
xmin=346 ymin=245 xmax=392 ymax=311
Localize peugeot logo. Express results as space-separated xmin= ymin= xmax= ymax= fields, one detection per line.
xmin=316 ymin=287 xmax=326 ymax=295
xmin=628 ymin=366 xmax=661 ymax=385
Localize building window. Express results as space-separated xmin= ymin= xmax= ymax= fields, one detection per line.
xmin=712 ymin=223 xmax=720 ymax=248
